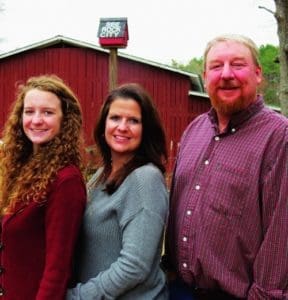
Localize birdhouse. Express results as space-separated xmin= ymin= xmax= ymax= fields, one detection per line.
xmin=98 ymin=17 xmax=129 ymax=48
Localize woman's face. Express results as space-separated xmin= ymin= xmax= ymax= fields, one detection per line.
xmin=22 ymin=89 xmax=63 ymax=152
xmin=105 ymin=97 xmax=142 ymax=163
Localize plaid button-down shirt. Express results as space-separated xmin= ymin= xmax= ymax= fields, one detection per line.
xmin=166 ymin=96 xmax=288 ymax=299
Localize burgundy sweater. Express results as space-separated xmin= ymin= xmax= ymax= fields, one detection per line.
xmin=0 ymin=165 xmax=86 ymax=300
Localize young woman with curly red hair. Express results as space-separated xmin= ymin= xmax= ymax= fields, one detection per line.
xmin=0 ymin=75 xmax=86 ymax=300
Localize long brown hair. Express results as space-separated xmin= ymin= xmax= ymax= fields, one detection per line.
xmin=93 ymin=83 xmax=167 ymax=194
xmin=0 ymin=75 xmax=84 ymax=214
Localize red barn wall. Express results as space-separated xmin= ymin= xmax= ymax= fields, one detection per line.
xmin=0 ymin=45 xmax=210 ymax=172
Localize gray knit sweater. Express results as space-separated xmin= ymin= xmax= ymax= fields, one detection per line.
xmin=66 ymin=164 xmax=169 ymax=300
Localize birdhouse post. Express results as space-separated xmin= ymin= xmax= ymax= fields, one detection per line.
xmin=98 ymin=17 xmax=129 ymax=90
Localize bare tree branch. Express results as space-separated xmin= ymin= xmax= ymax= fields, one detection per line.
xmin=258 ymin=5 xmax=275 ymax=15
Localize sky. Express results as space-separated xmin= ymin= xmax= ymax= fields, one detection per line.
xmin=0 ymin=0 xmax=278 ymax=65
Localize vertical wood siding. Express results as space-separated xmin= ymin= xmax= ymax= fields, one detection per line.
xmin=0 ymin=45 xmax=210 ymax=173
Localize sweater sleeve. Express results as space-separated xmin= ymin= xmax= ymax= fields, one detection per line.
xmin=36 ymin=166 xmax=86 ymax=300
xmin=66 ymin=165 xmax=168 ymax=300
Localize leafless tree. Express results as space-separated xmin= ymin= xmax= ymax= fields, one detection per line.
xmin=259 ymin=1 xmax=288 ymax=116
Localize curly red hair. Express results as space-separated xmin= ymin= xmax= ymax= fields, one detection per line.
xmin=0 ymin=75 xmax=84 ymax=214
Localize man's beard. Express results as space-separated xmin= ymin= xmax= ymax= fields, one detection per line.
xmin=211 ymin=96 xmax=246 ymax=116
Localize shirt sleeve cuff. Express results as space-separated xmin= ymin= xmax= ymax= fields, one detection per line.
xmin=248 ymin=282 xmax=286 ymax=299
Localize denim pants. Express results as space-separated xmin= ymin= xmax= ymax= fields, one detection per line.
xmin=169 ymin=278 xmax=239 ymax=300
xmin=168 ymin=278 xmax=195 ymax=300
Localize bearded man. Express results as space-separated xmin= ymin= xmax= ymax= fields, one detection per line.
xmin=164 ymin=34 xmax=288 ymax=300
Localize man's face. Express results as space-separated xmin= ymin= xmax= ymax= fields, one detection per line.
xmin=204 ymin=41 xmax=262 ymax=116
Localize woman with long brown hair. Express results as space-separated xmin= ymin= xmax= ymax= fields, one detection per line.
xmin=67 ymin=83 xmax=168 ymax=299
xmin=0 ymin=75 xmax=86 ymax=299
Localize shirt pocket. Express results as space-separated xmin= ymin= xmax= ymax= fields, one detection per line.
xmin=205 ymin=161 xmax=250 ymax=221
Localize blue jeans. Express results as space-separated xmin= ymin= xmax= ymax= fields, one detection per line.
xmin=169 ymin=278 xmax=195 ymax=300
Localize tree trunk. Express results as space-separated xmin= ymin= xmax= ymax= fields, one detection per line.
xmin=274 ymin=0 xmax=288 ymax=116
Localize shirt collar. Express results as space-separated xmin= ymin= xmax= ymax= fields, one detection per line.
xmin=208 ymin=95 xmax=264 ymax=133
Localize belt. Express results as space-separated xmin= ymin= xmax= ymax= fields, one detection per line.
xmin=168 ymin=277 xmax=242 ymax=300
xmin=192 ymin=287 xmax=241 ymax=300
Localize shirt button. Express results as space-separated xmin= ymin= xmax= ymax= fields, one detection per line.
xmin=186 ymin=210 xmax=192 ymax=215
xmin=231 ymin=128 xmax=236 ymax=133
xmin=183 ymin=263 xmax=188 ymax=268
xmin=195 ymin=184 xmax=200 ymax=190
xmin=214 ymin=136 xmax=220 ymax=141
xmin=0 ymin=287 xmax=4 ymax=296
xmin=183 ymin=236 xmax=188 ymax=242
xmin=204 ymin=160 xmax=209 ymax=165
